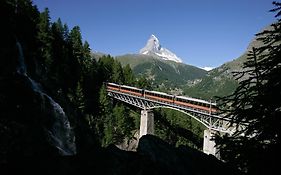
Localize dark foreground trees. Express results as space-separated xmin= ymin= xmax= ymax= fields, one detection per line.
xmin=0 ymin=0 xmax=139 ymax=156
xmin=216 ymin=2 xmax=281 ymax=175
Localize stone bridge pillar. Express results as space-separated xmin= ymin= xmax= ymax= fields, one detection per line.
xmin=203 ymin=129 xmax=220 ymax=159
xmin=140 ymin=110 xmax=154 ymax=138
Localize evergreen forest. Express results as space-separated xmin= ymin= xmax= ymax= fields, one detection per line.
xmin=0 ymin=1 xmax=280 ymax=175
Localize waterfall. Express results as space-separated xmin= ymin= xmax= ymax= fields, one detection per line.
xmin=16 ymin=41 xmax=27 ymax=75
xmin=15 ymin=40 xmax=76 ymax=155
xmin=45 ymin=96 xmax=76 ymax=155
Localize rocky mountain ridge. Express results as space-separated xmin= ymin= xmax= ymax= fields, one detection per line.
xmin=140 ymin=34 xmax=183 ymax=63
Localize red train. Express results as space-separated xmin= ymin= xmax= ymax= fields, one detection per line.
xmin=106 ymin=82 xmax=217 ymax=114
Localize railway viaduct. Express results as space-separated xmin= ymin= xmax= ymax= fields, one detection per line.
xmin=106 ymin=83 xmax=239 ymax=158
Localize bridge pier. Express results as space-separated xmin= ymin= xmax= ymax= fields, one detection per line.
xmin=203 ymin=129 xmax=220 ymax=159
xmin=140 ymin=110 xmax=154 ymax=138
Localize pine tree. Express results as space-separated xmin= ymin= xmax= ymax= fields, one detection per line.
xmin=37 ymin=8 xmax=52 ymax=74
xmin=49 ymin=18 xmax=65 ymax=90
xmin=112 ymin=61 xmax=124 ymax=84
xmin=81 ymin=41 xmax=92 ymax=71
xmin=98 ymin=84 xmax=112 ymax=145
xmin=63 ymin=23 xmax=69 ymax=41
xmin=69 ymin=26 xmax=83 ymax=61
xmin=216 ymin=2 xmax=281 ymax=174
xmin=113 ymin=104 xmax=134 ymax=143
xmin=136 ymin=75 xmax=152 ymax=89
xmin=123 ymin=64 xmax=135 ymax=85
xmin=97 ymin=55 xmax=114 ymax=82
xmin=112 ymin=104 xmax=126 ymax=143
xmin=75 ymin=81 xmax=85 ymax=112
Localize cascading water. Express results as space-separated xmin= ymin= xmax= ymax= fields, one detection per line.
xmin=16 ymin=41 xmax=27 ymax=75
xmin=15 ymin=40 xmax=76 ymax=155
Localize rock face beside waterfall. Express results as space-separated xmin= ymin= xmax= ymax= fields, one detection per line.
xmin=0 ymin=40 xmax=76 ymax=158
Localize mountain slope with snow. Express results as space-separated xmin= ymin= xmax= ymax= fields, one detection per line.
xmin=140 ymin=35 xmax=183 ymax=63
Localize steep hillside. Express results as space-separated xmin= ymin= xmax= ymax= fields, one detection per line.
xmin=116 ymin=54 xmax=207 ymax=89
xmin=183 ymin=25 xmax=271 ymax=99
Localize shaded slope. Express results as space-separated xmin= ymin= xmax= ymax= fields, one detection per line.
xmin=183 ymin=53 xmax=247 ymax=99
xmin=117 ymin=54 xmax=207 ymax=88
xmin=5 ymin=135 xmax=239 ymax=175
xmin=183 ymin=25 xmax=272 ymax=99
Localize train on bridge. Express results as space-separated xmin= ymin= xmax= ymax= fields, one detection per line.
xmin=107 ymin=83 xmax=217 ymax=114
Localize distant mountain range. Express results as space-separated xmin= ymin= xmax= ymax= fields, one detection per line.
xmin=95 ymin=26 xmax=270 ymax=99
xmin=116 ymin=34 xmax=207 ymax=92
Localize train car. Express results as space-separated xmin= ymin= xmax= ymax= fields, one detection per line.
xmin=120 ymin=85 xmax=143 ymax=97
xmin=107 ymin=83 xmax=144 ymax=97
xmin=107 ymin=82 xmax=217 ymax=114
xmin=144 ymin=90 xmax=174 ymax=104
xmin=174 ymin=95 xmax=217 ymax=113
xmin=107 ymin=82 xmax=120 ymax=91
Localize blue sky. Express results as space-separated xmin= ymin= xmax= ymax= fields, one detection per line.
xmin=33 ymin=0 xmax=275 ymax=68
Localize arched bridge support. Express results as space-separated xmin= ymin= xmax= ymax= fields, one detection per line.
xmin=140 ymin=110 xmax=154 ymax=137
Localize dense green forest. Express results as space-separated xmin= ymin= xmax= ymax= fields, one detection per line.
xmin=0 ymin=0 xmax=205 ymax=160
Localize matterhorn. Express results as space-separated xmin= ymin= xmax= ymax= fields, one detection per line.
xmin=139 ymin=34 xmax=182 ymax=63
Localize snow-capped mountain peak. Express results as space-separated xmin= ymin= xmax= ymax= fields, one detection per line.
xmin=140 ymin=34 xmax=182 ymax=63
